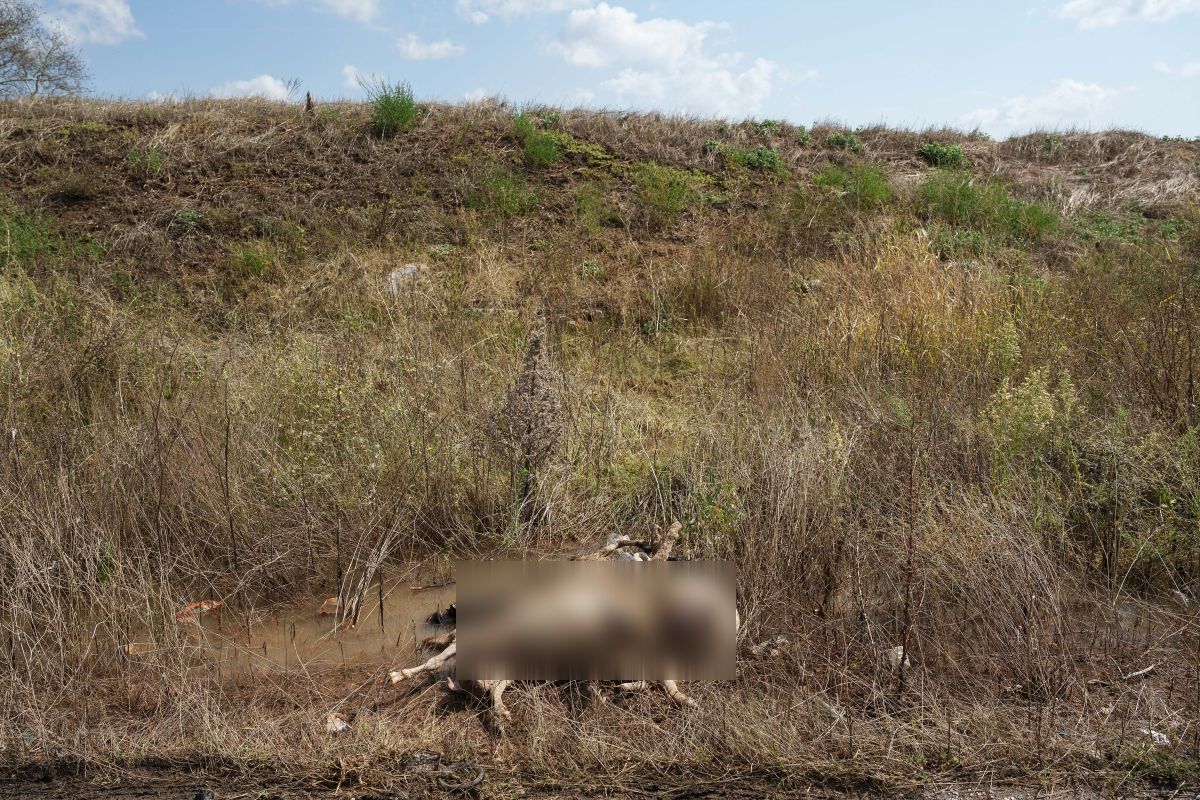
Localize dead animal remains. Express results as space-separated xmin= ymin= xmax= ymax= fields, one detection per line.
xmin=389 ymin=521 xmax=784 ymax=725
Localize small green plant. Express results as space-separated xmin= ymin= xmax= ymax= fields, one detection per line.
xmin=127 ymin=146 xmax=164 ymax=174
xmin=794 ymin=125 xmax=813 ymax=146
xmin=537 ymin=110 xmax=560 ymax=127
xmin=751 ymin=119 xmax=783 ymax=138
xmin=168 ymin=208 xmax=205 ymax=236
xmin=1076 ymin=212 xmax=1147 ymax=244
xmin=825 ymin=131 xmax=862 ymax=152
xmin=574 ymin=184 xmax=621 ymax=232
xmin=702 ymin=138 xmax=721 ymax=154
xmin=364 ymin=79 xmax=418 ymax=136
xmin=230 ymin=242 xmax=270 ymax=279
xmin=814 ymin=163 xmax=892 ymax=208
xmin=932 ymin=225 xmax=991 ymax=258
xmin=467 ymin=169 xmax=539 ymax=216
xmin=579 ymin=259 xmax=604 ymax=279
xmin=918 ymin=141 xmax=969 ymax=169
xmin=0 ymin=199 xmax=67 ymax=267
xmin=1039 ymin=134 xmax=1065 ymax=159
xmin=729 ymin=145 xmax=783 ymax=173
xmin=920 ymin=171 xmax=1058 ymax=242
xmin=514 ymin=112 xmax=561 ymax=166
xmin=631 ymin=163 xmax=710 ymax=227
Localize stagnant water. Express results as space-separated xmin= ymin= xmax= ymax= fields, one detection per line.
xmin=124 ymin=581 xmax=457 ymax=679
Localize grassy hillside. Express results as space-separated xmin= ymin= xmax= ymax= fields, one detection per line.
xmin=1 ymin=96 xmax=1199 ymax=794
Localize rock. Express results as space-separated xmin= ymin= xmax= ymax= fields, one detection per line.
xmin=886 ymin=645 xmax=911 ymax=671
xmin=386 ymin=263 xmax=427 ymax=294
xmin=1141 ymin=728 xmax=1170 ymax=746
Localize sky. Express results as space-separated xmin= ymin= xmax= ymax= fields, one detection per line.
xmin=33 ymin=0 xmax=1200 ymax=137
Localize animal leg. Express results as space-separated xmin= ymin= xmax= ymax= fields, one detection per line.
xmin=661 ymin=680 xmax=697 ymax=707
xmin=479 ymin=679 xmax=512 ymax=722
xmin=389 ymin=641 xmax=456 ymax=684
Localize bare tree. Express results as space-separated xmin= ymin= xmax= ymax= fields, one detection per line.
xmin=1 ymin=0 xmax=87 ymax=99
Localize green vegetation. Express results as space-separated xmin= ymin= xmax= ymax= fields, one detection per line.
xmin=468 ymin=168 xmax=539 ymax=215
xmin=0 ymin=196 xmax=94 ymax=266
xmin=920 ymin=170 xmax=1058 ymax=242
xmin=127 ymin=146 xmax=163 ymax=174
xmin=813 ymin=162 xmax=892 ymax=208
xmin=365 ymin=79 xmax=418 ymax=135
xmin=1039 ymin=134 xmax=1065 ymax=159
xmin=825 ymin=131 xmax=862 ymax=151
xmin=919 ymin=141 xmax=970 ymax=169
xmin=630 ymin=162 xmax=710 ymax=226
xmin=727 ymin=145 xmax=784 ymax=173
xmin=514 ymin=111 xmax=562 ymax=165
xmin=751 ymin=118 xmax=783 ymax=138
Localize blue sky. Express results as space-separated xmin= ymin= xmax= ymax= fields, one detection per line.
xmin=39 ymin=0 xmax=1200 ymax=136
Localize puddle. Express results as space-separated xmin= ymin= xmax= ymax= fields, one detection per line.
xmin=137 ymin=581 xmax=456 ymax=678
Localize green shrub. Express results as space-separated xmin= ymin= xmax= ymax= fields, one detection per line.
xmin=230 ymin=242 xmax=271 ymax=279
xmin=813 ymin=163 xmax=892 ymax=209
xmin=168 ymin=208 xmax=205 ymax=236
xmin=0 ymin=197 xmax=100 ymax=268
xmin=728 ymin=145 xmax=783 ymax=173
xmin=467 ymin=169 xmax=538 ymax=216
xmin=514 ymin=113 xmax=561 ymax=166
xmin=751 ymin=119 xmax=783 ymax=138
xmin=795 ymin=126 xmax=813 ymax=146
xmin=920 ymin=171 xmax=1058 ymax=242
xmin=127 ymin=147 xmax=163 ymax=174
xmin=1076 ymin=212 xmax=1147 ymax=244
xmin=631 ymin=163 xmax=710 ymax=226
xmin=365 ymin=79 xmax=418 ymax=136
xmin=702 ymin=138 xmax=721 ymax=154
xmin=825 ymin=132 xmax=862 ymax=152
xmin=1039 ymin=135 xmax=1065 ymax=160
xmin=918 ymin=141 xmax=969 ymax=169
xmin=574 ymin=184 xmax=622 ymax=232
xmin=932 ymin=225 xmax=992 ymax=258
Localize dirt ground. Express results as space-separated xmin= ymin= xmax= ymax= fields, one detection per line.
xmin=2 ymin=770 xmax=1195 ymax=800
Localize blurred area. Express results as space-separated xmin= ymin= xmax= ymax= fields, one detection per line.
xmin=457 ymin=561 xmax=734 ymax=680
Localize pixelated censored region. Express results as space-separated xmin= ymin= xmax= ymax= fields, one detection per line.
xmin=455 ymin=561 xmax=735 ymax=681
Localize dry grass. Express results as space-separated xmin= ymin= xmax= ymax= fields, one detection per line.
xmin=0 ymin=96 xmax=1198 ymax=795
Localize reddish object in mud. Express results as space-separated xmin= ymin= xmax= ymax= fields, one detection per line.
xmin=317 ymin=596 xmax=340 ymax=616
xmin=175 ymin=600 xmax=222 ymax=623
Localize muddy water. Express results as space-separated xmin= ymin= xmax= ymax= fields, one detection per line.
xmin=165 ymin=582 xmax=455 ymax=677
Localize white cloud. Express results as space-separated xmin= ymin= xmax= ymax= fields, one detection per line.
xmin=548 ymin=3 xmax=778 ymax=118
xmin=341 ymin=64 xmax=382 ymax=90
xmin=962 ymin=79 xmax=1119 ymax=135
xmin=395 ymin=33 xmax=465 ymax=60
xmin=1155 ymin=60 xmax=1200 ymax=76
xmin=455 ymin=0 xmax=591 ymax=24
xmin=51 ymin=0 xmax=143 ymax=45
xmin=550 ymin=4 xmax=716 ymax=68
xmin=1058 ymin=0 xmax=1200 ymax=27
xmin=317 ymin=0 xmax=380 ymax=24
xmin=564 ymin=87 xmax=595 ymax=105
xmin=253 ymin=0 xmax=380 ymax=25
xmin=463 ymin=87 xmax=490 ymax=101
xmin=210 ymin=74 xmax=292 ymax=101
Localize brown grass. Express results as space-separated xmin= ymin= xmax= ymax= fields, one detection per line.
xmin=0 ymin=96 xmax=1198 ymax=795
